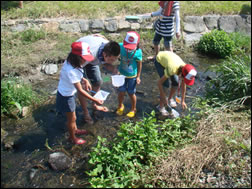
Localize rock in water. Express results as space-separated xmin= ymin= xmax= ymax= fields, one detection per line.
xmin=48 ymin=152 xmax=72 ymax=171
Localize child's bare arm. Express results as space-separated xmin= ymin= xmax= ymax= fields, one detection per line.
xmin=136 ymin=60 xmax=142 ymax=84
xmin=74 ymin=82 xmax=103 ymax=105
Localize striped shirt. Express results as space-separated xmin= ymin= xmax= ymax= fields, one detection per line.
xmin=152 ymin=1 xmax=180 ymax=37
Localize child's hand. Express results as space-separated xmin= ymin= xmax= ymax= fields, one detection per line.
xmin=181 ymin=101 xmax=187 ymax=110
xmin=136 ymin=77 xmax=141 ymax=84
xmin=176 ymin=32 xmax=180 ymax=39
xmin=81 ymin=78 xmax=92 ymax=91
xmin=112 ymin=67 xmax=119 ymax=75
xmin=95 ymin=99 xmax=104 ymax=105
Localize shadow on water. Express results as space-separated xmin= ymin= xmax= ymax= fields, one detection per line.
xmin=1 ymin=51 xmax=222 ymax=188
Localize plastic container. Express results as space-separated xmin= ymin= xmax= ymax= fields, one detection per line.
xmin=171 ymin=109 xmax=180 ymax=118
xmin=111 ymin=75 xmax=126 ymax=87
xmin=93 ymin=90 xmax=110 ymax=101
xmin=175 ymin=96 xmax=181 ymax=104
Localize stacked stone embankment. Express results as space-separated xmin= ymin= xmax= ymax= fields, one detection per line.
xmin=1 ymin=14 xmax=251 ymax=46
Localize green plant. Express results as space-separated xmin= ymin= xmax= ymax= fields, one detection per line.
xmin=205 ymin=53 xmax=251 ymax=105
xmin=1 ymin=77 xmax=40 ymax=116
xmin=197 ymin=29 xmax=236 ymax=58
xmin=19 ymin=29 xmax=47 ymax=44
xmin=86 ymin=111 xmax=197 ymax=188
xmin=228 ymin=32 xmax=251 ymax=54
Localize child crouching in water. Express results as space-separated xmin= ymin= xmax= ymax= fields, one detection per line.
xmin=56 ymin=41 xmax=104 ymax=145
xmin=116 ymin=31 xmax=142 ymax=118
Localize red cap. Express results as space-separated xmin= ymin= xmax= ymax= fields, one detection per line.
xmin=182 ymin=64 xmax=197 ymax=86
xmin=123 ymin=31 xmax=140 ymax=50
xmin=71 ymin=42 xmax=94 ymax=62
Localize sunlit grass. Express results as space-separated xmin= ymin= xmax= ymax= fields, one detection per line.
xmin=1 ymin=1 xmax=251 ymax=20
xmin=1 ymin=77 xmax=41 ymax=116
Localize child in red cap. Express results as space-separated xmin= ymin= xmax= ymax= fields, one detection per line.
xmin=56 ymin=41 xmax=104 ymax=145
xmin=116 ymin=31 xmax=143 ymax=118
xmin=154 ymin=51 xmax=197 ymax=116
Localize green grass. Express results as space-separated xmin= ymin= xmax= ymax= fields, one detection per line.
xmin=1 ymin=1 xmax=251 ymax=20
xmin=1 ymin=76 xmax=41 ymax=116
xmin=229 ymin=32 xmax=251 ymax=53
xmin=1 ymin=29 xmax=83 ymax=73
xmin=205 ymin=53 xmax=251 ymax=105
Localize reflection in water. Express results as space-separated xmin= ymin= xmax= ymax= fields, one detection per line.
xmin=1 ymin=52 xmax=220 ymax=187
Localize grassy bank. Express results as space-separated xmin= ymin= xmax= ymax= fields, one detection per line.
xmin=1 ymin=1 xmax=251 ymax=19
xmin=1 ymin=1 xmax=251 ymax=76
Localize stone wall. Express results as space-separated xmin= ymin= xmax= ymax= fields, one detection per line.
xmin=1 ymin=14 xmax=251 ymax=47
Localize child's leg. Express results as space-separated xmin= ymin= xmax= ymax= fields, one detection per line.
xmin=153 ymin=33 xmax=162 ymax=56
xmin=77 ymin=91 xmax=89 ymax=115
xmin=118 ymin=91 xmax=125 ymax=109
xmin=127 ymin=78 xmax=137 ymax=113
xmin=128 ymin=93 xmax=137 ymax=112
xmin=66 ymin=112 xmax=77 ymax=141
xmin=164 ymin=36 xmax=173 ymax=52
xmin=77 ymin=91 xmax=93 ymax=124
xmin=66 ymin=112 xmax=87 ymax=144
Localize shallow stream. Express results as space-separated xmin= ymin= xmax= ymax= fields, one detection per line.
xmin=1 ymin=51 xmax=222 ymax=188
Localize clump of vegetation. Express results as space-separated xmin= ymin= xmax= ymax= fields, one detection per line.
xmin=229 ymin=32 xmax=251 ymax=54
xmin=197 ymin=29 xmax=236 ymax=58
xmin=1 ymin=77 xmax=40 ymax=117
xmin=86 ymin=111 xmax=197 ymax=188
xmin=205 ymin=53 xmax=251 ymax=105
xmin=19 ymin=28 xmax=47 ymax=44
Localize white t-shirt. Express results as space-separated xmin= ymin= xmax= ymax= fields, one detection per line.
xmin=77 ymin=35 xmax=109 ymax=66
xmin=58 ymin=60 xmax=83 ymax=96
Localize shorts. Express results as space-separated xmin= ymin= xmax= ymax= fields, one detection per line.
xmin=56 ymin=91 xmax=76 ymax=113
xmin=153 ymin=32 xmax=173 ymax=49
xmin=118 ymin=77 xmax=137 ymax=95
xmin=154 ymin=59 xmax=179 ymax=88
xmin=83 ymin=64 xmax=103 ymax=87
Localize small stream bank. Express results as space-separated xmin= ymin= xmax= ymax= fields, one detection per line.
xmin=1 ymin=51 xmax=221 ymax=188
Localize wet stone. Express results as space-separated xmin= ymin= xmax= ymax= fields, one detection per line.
xmin=48 ymin=152 xmax=72 ymax=171
xmin=1 ymin=128 xmax=8 ymax=142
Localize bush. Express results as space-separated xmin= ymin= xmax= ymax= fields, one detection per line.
xmin=1 ymin=77 xmax=39 ymax=116
xmin=228 ymin=32 xmax=251 ymax=54
xmin=86 ymin=111 xmax=197 ymax=188
xmin=197 ymin=29 xmax=236 ymax=58
xmin=205 ymin=53 xmax=251 ymax=104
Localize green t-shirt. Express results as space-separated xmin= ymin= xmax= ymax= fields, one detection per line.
xmin=156 ymin=51 xmax=186 ymax=77
xmin=119 ymin=43 xmax=142 ymax=77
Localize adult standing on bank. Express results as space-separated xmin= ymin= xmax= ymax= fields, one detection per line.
xmin=76 ymin=34 xmax=120 ymax=118
xmin=149 ymin=1 xmax=181 ymax=59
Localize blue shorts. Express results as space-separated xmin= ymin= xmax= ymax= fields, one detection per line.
xmin=83 ymin=64 xmax=103 ymax=87
xmin=153 ymin=32 xmax=173 ymax=49
xmin=118 ymin=77 xmax=137 ymax=95
xmin=154 ymin=59 xmax=179 ymax=88
xmin=56 ymin=91 xmax=76 ymax=113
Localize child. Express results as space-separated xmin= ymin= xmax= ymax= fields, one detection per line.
xmin=56 ymin=41 xmax=104 ymax=145
xmin=148 ymin=1 xmax=180 ymax=59
xmin=154 ymin=51 xmax=197 ymax=116
xmin=116 ymin=31 xmax=142 ymax=118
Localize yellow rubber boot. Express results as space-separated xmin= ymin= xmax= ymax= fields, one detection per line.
xmin=126 ymin=110 xmax=136 ymax=118
xmin=116 ymin=104 xmax=124 ymax=116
